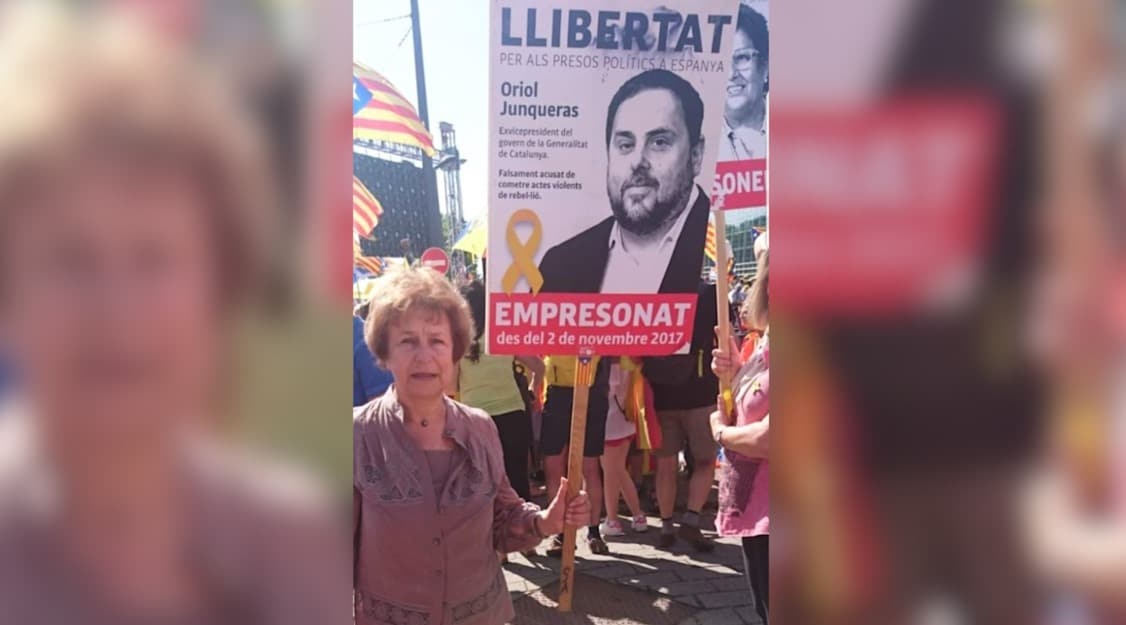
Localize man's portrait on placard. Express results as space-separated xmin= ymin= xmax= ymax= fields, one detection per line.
xmin=537 ymin=69 xmax=712 ymax=296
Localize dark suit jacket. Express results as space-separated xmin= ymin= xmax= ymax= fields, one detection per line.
xmin=537 ymin=186 xmax=710 ymax=294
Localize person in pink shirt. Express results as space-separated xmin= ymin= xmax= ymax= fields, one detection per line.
xmin=354 ymin=268 xmax=590 ymax=625
xmin=712 ymin=250 xmax=769 ymax=624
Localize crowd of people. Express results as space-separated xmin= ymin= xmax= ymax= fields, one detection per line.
xmin=352 ymin=245 xmax=770 ymax=624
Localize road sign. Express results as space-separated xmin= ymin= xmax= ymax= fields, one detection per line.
xmin=420 ymin=247 xmax=450 ymax=275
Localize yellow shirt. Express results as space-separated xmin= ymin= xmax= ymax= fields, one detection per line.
xmin=459 ymin=353 xmax=526 ymax=416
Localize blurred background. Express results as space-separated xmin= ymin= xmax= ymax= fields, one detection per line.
xmin=4 ymin=0 xmax=1126 ymax=623
xmin=770 ymin=0 xmax=1126 ymax=624
xmin=0 ymin=0 xmax=354 ymax=492
xmin=107 ymin=0 xmax=355 ymax=510
xmin=0 ymin=0 xmax=351 ymax=623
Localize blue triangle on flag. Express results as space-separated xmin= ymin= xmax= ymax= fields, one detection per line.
xmin=353 ymin=76 xmax=373 ymax=116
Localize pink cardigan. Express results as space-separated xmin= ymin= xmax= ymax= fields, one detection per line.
xmin=354 ymin=388 xmax=542 ymax=625
xmin=716 ymin=349 xmax=769 ymax=539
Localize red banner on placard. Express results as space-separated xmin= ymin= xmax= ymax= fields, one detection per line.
xmin=712 ymin=158 xmax=767 ymax=210
xmin=770 ymin=97 xmax=1000 ymax=316
xmin=488 ymin=293 xmax=698 ymax=356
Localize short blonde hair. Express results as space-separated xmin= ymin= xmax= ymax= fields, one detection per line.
xmin=0 ymin=4 xmax=272 ymax=304
xmin=364 ymin=267 xmax=474 ymax=364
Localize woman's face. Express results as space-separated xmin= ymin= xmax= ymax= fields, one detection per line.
xmin=1 ymin=158 xmax=222 ymax=443
xmin=726 ymin=28 xmax=767 ymax=123
xmin=383 ymin=309 xmax=454 ymax=403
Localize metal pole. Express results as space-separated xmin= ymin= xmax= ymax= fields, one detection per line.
xmin=410 ymin=0 xmax=430 ymax=128
xmin=410 ymin=0 xmax=444 ymax=250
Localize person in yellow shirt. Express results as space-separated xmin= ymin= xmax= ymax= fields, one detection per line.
xmin=457 ymin=282 xmax=543 ymax=500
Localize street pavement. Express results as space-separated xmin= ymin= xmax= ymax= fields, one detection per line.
xmin=511 ymin=574 xmax=696 ymax=625
xmin=504 ymin=512 xmax=760 ymax=625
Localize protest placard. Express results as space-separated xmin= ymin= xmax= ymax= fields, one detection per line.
xmin=488 ymin=0 xmax=739 ymax=356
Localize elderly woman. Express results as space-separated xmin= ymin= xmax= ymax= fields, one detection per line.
xmin=354 ymin=267 xmax=590 ymax=625
xmin=712 ymin=249 xmax=770 ymax=624
xmin=0 ymin=5 xmax=344 ymax=625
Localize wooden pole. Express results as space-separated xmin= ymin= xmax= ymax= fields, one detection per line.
xmin=713 ymin=206 xmax=733 ymax=413
xmin=558 ymin=352 xmax=594 ymax=612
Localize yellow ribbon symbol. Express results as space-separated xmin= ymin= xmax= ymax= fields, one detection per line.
xmin=501 ymin=208 xmax=545 ymax=294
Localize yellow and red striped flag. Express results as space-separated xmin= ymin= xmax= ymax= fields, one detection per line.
xmin=353 ymin=238 xmax=383 ymax=275
xmin=705 ymin=220 xmax=718 ymax=262
xmin=353 ymin=176 xmax=383 ymax=239
xmin=704 ymin=221 xmax=737 ymax=281
xmin=353 ymin=63 xmax=436 ymax=156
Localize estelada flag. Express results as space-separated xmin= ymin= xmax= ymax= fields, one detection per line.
xmin=353 ymin=238 xmax=383 ymax=276
xmin=353 ymin=176 xmax=383 ymax=239
xmin=353 ymin=62 xmax=436 ymax=156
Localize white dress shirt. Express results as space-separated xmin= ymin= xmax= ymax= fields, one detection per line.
xmin=720 ymin=117 xmax=767 ymax=161
xmin=600 ymin=185 xmax=699 ymax=294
